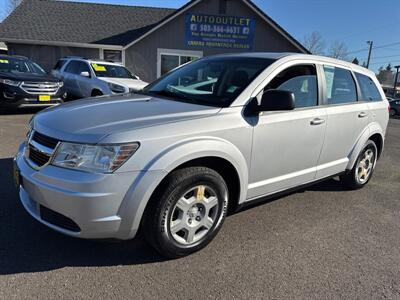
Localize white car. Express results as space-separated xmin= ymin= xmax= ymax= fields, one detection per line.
xmin=52 ymin=57 xmax=148 ymax=98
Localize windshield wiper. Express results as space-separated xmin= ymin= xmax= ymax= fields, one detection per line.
xmin=145 ymin=89 xmax=201 ymax=104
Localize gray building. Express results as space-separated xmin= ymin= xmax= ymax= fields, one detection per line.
xmin=0 ymin=0 xmax=308 ymax=82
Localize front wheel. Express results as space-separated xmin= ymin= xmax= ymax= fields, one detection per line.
xmin=340 ymin=140 xmax=378 ymax=189
xmin=143 ymin=167 xmax=228 ymax=258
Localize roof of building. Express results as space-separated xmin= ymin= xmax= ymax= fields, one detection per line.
xmin=0 ymin=0 xmax=175 ymax=46
xmin=0 ymin=0 xmax=308 ymax=53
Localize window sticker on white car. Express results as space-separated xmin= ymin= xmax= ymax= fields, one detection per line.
xmin=91 ymin=63 xmax=106 ymax=72
xmin=324 ymin=66 xmax=335 ymax=99
xmin=0 ymin=59 xmax=9 ymax=64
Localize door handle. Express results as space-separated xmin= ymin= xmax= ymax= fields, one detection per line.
xmin=310 ymin=118 xmax=325 ymax=125
xmin=358 ymin=112 xmax=368 ymax=118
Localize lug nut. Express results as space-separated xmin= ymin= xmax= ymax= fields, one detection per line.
xmin=196 ymin=216 xmax=201 ymax=221
xmin=188 ymin=219 xmax=192 ymax=224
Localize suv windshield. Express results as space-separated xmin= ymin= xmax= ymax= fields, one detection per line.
xmin=0 ymin=57 xmax=46 ymax=75
xmin=90 ymin=63 xmax=136 ymax=79
xmin=142 ymin=57 xmax=274 ymax=107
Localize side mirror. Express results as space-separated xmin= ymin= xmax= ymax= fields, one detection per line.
xmin=80 ymin=71 xmax=90 ymax=78
xmin=259 ymin=89 xmax=295 ymax=111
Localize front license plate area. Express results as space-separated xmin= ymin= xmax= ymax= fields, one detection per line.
xmin=38 ymin=95 xmax=51 ymax=102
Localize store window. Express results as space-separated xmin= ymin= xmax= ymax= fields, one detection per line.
xmin=158 ymin=49 xmax=202 ymax=77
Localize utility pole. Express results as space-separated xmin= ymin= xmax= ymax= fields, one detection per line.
xmin=366 ymin=41 xmax=373 ymax=69
xmin=393 ymin=65 xmax=400 ymax=98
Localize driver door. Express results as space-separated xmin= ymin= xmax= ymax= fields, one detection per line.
xmin=247 ymin=64 xmax=327 ymax=199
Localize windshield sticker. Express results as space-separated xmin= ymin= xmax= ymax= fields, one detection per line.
xmin=0 ymin=59 xmax=9 ymax=64
xmin=92 ymin=63 xmax=106 ymax=72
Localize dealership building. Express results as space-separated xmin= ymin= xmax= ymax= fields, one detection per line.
xmin=0 ymin=0 xmax=308 ymax=82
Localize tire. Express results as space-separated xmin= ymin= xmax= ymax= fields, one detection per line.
xmin=91 ymin=90 xmax=103 ymax=97
xmin=340 ymin=140 xmax=378 ymax=189
xmin=143 ymin=167 xmax=228 ymax=258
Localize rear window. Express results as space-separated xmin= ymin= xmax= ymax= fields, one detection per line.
xmin=323 ymin=66 xmax=357 ymax=105
xmin=355 ymin=73 xmax=382 ymax=102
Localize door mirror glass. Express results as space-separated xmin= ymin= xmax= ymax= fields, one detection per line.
xmin=259 ymin=89 xmax=295 ymax=111
xmin=80 ymin=71 xmax=90 ymax=77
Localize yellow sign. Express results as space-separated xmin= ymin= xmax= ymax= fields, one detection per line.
xmin=38 ymin=95 xmax=51 ymax=101
xmin=0 ymin=59 xmax=9 ymax=64
xmin=91 ymin=63 xmax=106 ymax=72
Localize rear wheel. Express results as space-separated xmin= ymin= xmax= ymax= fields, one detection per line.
xmin=340 ymin=140 xmax=377 ymax=189
xmin=143 ymin=167 xmax=228 ymax=258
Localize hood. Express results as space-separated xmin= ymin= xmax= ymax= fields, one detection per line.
xmin=0 ymin=72 xmax=60 ymax=82
xmin=33 ymin=93 xmax=221 ymax=144
xmin=100 ymin=77 xmax=148 ymax=91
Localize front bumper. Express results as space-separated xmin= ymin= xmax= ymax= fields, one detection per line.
xmin=1 ymin=84 xmax=66 ymax=107
xmin=14 ymin=142 xmax=166 ymax=240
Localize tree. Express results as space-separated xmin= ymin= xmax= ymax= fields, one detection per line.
xmin=303 ymin=31 xmax=325 ymax=55
xmin=0 ymin=0 xmax=21 ymax=21
xmin=376 ymin=65 xmax=394 ymax=86
xmin=328 ymin=41 xmax=349 ymax=60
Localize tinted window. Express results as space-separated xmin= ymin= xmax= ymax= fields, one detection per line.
xmin=64 ymin=61 xmax=79 ymax=74
xmin=76 ymin=61 xmax=90 ymax=76
xmin=143 ymin=57 xmax=274 ymax=107
xmin=355 ymin=73 xmax=382 ymax=101
xmin=53 ymin=60 xmax=67 ymax=70
xmin=324 ymin=66 xmax=357 ymax=104
xmin=265 ymin=65 xmax=318 ymax=108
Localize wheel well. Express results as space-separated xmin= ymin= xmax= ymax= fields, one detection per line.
xmin=146 ymin=157 xmax=241 ymax=216
xmin=369 ymin=133 xmax=383 ymax=159
xmin=91 ymin=89 xmax=103 ymax=96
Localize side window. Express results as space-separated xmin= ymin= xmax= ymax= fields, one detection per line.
xmin=76 ymin=61 xmax=91 ymax=76
xmin=64 ymin=61 xmax=79 ymax=74
xmin=323 ymin=66 xmax=357 ymax=104
xmin=355 ymin=73 xmax=382 ymax=102
xmin=53 ymin=60 xmax=66 ymax=71
xmin=264 ymin=65 xmax=318 ymax=108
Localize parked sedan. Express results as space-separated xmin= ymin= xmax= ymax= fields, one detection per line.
xmin=0 ymin=55 xmax=66 ymax=109
xmin=52 ymin=57 xmax=148 ymax=99
xmin=389 ymin=99 xmax=400 ymax=117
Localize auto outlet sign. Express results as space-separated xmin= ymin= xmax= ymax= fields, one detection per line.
xmin=185 ymin=13 xmax=256 ymax=50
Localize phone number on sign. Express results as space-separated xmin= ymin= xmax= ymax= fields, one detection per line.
xmin=197 ymin=24 xmax=250 ymax=35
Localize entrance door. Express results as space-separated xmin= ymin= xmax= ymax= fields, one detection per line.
xmin=157 ymin=49 xmax=203 ymax=78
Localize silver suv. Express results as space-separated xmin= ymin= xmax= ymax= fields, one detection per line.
xmin=14 ymin=53 xmax=389 ymax=258
xmin=52 ymin=57 xmax=148 ymax=98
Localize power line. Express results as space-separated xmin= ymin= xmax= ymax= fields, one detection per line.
xmin=347 ymin=41 xmax=400 ymax=55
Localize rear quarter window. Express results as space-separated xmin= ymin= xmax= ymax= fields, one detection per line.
xmin=355 ymin=73 xmax=382 ymax=102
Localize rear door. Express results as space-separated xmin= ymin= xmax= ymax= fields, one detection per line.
xmin=315 ymin=65 xmax=370 ymax=179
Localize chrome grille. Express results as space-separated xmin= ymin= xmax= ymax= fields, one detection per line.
xmin=20 ymin=82 xmax=60 ymax=95
xmin=26 ymin=130 xmax=59 ymax=169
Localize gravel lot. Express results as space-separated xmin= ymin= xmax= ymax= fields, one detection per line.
xmin=0 ymin=108 xmax=399 ymax=299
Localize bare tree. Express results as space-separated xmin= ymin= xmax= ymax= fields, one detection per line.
xmin=1 ymin=0 xmax=21 ymax=21
xmin=328 ymin=41 xmax=349 ymax=60
xmin=303 ymin=31 xmax=325 ymax=55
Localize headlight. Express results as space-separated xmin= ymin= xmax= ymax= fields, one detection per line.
xmin=52 ymin=142 xmax=139 ymax=173
xmin=107 ymin=82 xmax=126 ymax=93
xmin=0 ymin=79 xmax=21 ymax=86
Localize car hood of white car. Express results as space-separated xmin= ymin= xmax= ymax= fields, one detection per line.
xmin=100 ymin=77 xmax=149 ymax=91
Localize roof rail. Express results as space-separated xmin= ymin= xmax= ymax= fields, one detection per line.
xmin=63 ymin=56 xmax=86 ymax=59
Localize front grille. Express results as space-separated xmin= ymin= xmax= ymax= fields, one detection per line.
xmin=32 ymin=131 xmax=59 ymax=149
xmin=28 ymin=146 xmax=51 ymax=167
xmin=20 ymin=82 xmax=60 ymax=95
xmin=27 ymin=131 xmax=59 ymax=168
xmin=40 ymin=205 xmax=81 ymax=232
